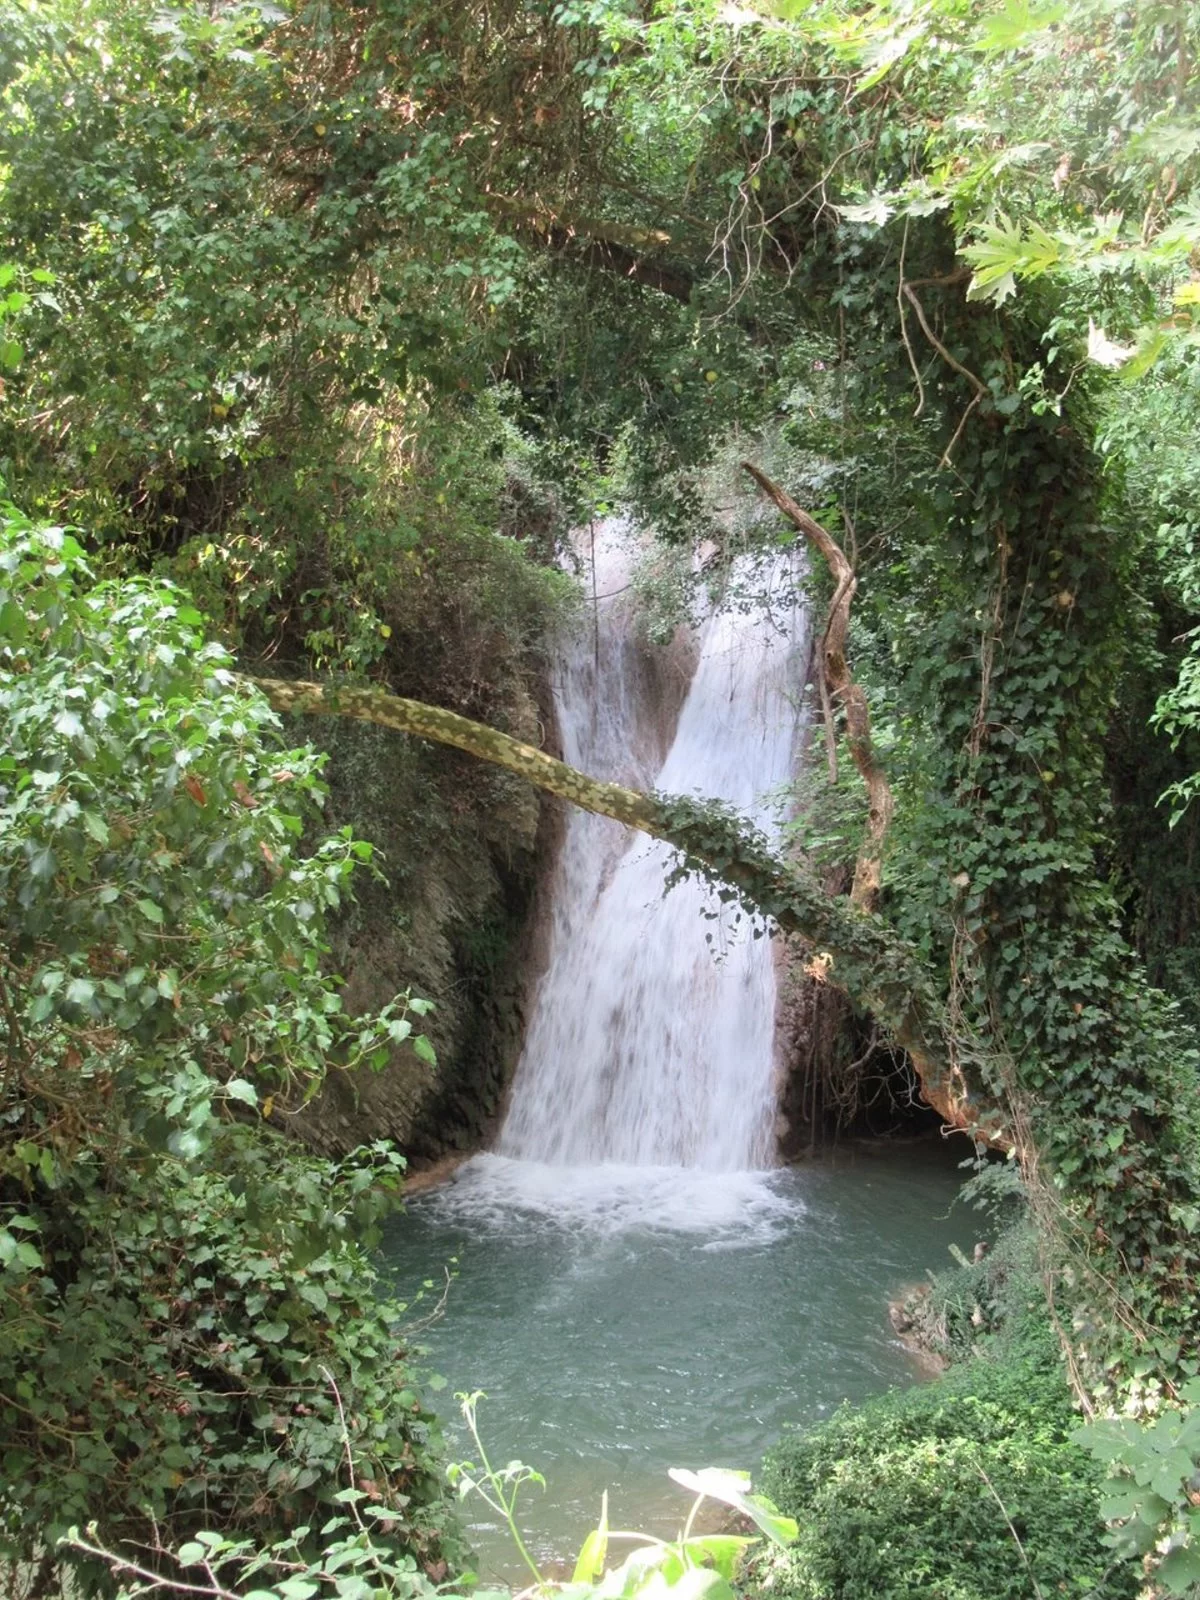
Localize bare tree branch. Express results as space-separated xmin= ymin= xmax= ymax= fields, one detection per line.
xmin=900 ymin=283 xmax=988 ymax=398
xmin=740 ymin=462 xmax=895 ymax=911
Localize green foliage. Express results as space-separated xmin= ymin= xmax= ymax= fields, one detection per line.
xmin=755 ymin=1320 xmax=1134 ymax=1600
xmin=1095 ymin=349 xmax=1200 ymax=840
xmin=62 ymin=1395 xmax=798 ymax=1600
xmin=542 ymin=7 xmax=1200 ymax=1347
xmin=896 ymin=1170 xmax=1034 ymax=1365
xmin=4 ymin=0 xmax=1200 ymax=1581
xmin=0 ymin=0 xmax=573 ymax=689
xmin=1078 ymin=1382 xmax=1200 ymax=1597
xmin=0 ymin=260 xmax=54 ymax=375
xmin=0 ymin=508 xmax=455 ymax=1582
xmin=0 ymin=511 xmax=417 ymax=1122
xmin=2 ymin=1140 xmax=455 ymax=1581
xmin=68 ymin=1509 xmax=457 ymax=1600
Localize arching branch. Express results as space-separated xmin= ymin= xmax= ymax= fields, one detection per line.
xmin=254 ymin=675 xmax=1009 ymax=1149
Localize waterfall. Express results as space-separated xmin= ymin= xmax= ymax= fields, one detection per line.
xmin=498 ymin=519 xmax=808 ymax=1173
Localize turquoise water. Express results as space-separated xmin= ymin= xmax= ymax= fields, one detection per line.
xmin=381 ymin=1143 xmax=976 ymax=1580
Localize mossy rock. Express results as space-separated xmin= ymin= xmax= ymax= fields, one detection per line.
xmin=289 ymin=707 xmax=545 ymax=1160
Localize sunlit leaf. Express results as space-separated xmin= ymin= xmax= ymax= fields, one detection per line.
xmin=573 ymin=1489 xmax=609 ymax=1582
xmin=668 ymin=1469 xmax=798 ymax=1547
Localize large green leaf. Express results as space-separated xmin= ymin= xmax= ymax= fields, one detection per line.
xmin=667 ymin=1470 xmax=798 ymax=1547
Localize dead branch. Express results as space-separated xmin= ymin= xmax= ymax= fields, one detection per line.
xmin=900 ymin=283 xmax=988 ymax=398
xmin=740 ymin=462 xmax=895 ymax=911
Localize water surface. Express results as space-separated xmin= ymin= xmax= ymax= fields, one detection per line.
xmin=383 ymin=1143 xmax=975 ymax=1579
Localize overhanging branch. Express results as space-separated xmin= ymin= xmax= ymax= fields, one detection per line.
xmin=254 ymin=675 xmax=1009 ymax=1148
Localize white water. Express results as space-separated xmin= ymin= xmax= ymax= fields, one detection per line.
xmin=494 ymin=519 xmax=808 ymax=1179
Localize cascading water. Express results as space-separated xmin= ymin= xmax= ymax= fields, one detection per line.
xmin=433 ymin=518 xmax=813 ymax=1228
xmin=499 ymin=521 xmax=807 ymax=1171
xmin=384 ymin=519 xmax=971 ymax=1574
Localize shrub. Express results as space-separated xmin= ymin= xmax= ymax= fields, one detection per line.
xmin=0 ymin=510 xmax=457 ymax=1588
xmin=752 ymin=1320 xmax=1134 ymax=1600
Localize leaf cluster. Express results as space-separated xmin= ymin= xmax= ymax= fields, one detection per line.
xmin=0 ymin=508 xmax=456 ymax=1584
xmin=756 ymin=1316 xmax=1134 ymax=1600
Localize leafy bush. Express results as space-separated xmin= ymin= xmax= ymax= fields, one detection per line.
xmin=1077 ymin=1379 xmax=1200 ymax=1597
xmin=752 ymin=1321 xmax=1134 ymax=1600
xmin=65 ymin=1393 xmax=800 ymax=1600
xmin=0 ymin=509 xmax=458 ymax=1586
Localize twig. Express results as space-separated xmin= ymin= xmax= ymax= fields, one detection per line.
xmin=901 ymin=283 xmax=988 ymax=398
xmin=939 ymin=392 xmax=982 ymax=469
xmin=590 ymin=519 xmax=599 ymax=672
xmin=897 ymin=224 xmax=927 ymax=418
xmin=58 ymin=1535 xmax=240 ymax=1600
xmin=400 ymin=1264 xmax=455 ymax=1338
xmin=818 ymin=648 xmax=838 ymax=783
xmin=973 ymin=1461 xmax=1045 ymax=1600
xmin=321 ymin=1365 xmax=369 ymax=1538
xmin=319 ymin=1365 xmax=395 ymax=1593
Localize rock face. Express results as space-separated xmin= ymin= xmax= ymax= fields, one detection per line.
xmin=291 ymin=672 xmax=551 ymax=1163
